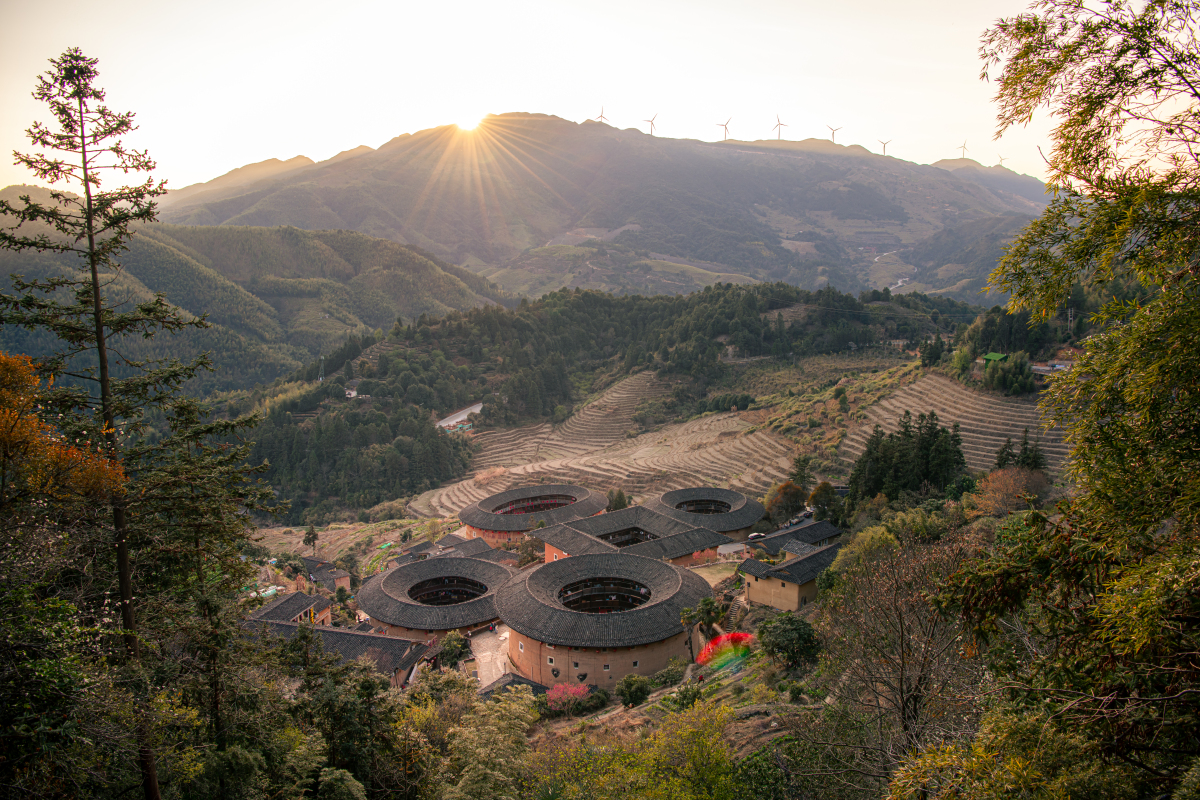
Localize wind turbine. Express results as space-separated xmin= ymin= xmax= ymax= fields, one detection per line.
xmin=595 ymin=106 xmax=609 ymax=124
xmin=997 ymin=154 xmax=1007 ymax=167
xmin=644 ymin=113 xmax=658 ymax=136
xmin=827 ymin=125 xmax=842 ymax=144
xmin=772 ymin=115 xmax=788 ymax=140
xmin=717 ymin=117 xmax=731 ymax=140
xmin=958 ymin=140 xmax=969 ymax=158
xmin=878 ymin=139 xmax=891 ymax=156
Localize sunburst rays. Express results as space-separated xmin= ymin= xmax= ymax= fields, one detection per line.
xmin=395 ymin=116 xmax=597 ymax=261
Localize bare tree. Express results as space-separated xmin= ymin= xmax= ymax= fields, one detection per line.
xmin=785 ymin=529 xmax=984 ymax=796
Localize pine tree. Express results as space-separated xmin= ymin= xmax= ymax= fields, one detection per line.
xmin=994 ymin=437 xmax=1016 ymax=470
xmin=1015 ymin=428 xmax=1047 ymax=471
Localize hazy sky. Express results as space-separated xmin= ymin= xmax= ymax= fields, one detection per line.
xmin=0 ymin=0 xmax=1056 ymax=192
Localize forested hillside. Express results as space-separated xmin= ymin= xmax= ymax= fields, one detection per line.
xmin=235 ymin=282 xmax=976 ymax=523
xmin=0 ymin=186 xmax=511 ymax=392
xmin=158 ymin=116 xmax=1046 ymax=295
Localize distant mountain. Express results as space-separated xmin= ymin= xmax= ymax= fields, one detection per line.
xmin=159 ymin=114 xmax=1048 ymax=296
xmin=0 ymin=186 xmax=509 ymax=393
xmin=931 ymin=159 xmax=1050 ymax=206
xmin=164 ymin=155 xmax=315 ymax=208
xmin=896 ymin=214 xmax=1036 ymax=304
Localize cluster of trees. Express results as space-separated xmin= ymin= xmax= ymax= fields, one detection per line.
xmin=250 ymin=400 xmax=471 ymax=524
xmin=846 ymin=411 xmax=968 ymax=507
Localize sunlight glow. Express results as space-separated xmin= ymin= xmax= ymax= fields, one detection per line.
xmin=456 ymin=116 xmax=483 ymax=131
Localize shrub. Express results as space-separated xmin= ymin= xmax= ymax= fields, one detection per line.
xmin=757 ymin=612 xmax=820 ymax=668
xmin=615 ymin=674 xmax=652 ymax=707
xmin=666 ymin=680 xmax=703 ymax=711
xmin=439 ymin=631 xmax=472 ymax=670
xmin=731 ymin=684 xmax=746 ymax=697
xmin=541 ymin=684 xmax=609 ymax=718
xmin=749 ymin=684 xmax=776 ymax=704
xmin=983 ymin=350 xmax=1036 ymax=395
xmin=653 ymin=657 xmax=687 ymax=687
xmin=788 ymin=684 xmax=805 ymax=703
xmin=577 ymin=688 xmax=610 ymax=715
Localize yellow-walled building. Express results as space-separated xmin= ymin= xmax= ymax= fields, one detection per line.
xmin=740 ymin=542 xmax=843 ymax=612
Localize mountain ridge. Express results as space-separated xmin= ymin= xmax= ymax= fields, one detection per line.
xmin=158 ymin=113 xmax=1047 ymax=295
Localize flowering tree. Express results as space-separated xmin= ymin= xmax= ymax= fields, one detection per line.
xmin=545 ymin=682 xmax=590 ymax=714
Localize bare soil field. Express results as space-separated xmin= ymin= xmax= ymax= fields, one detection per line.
xmin=691 ymin=562 xmax=740 ymax=587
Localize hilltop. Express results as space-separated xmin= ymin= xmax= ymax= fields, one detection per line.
xmin=158 ymin=114 xmax=1047 ymax=296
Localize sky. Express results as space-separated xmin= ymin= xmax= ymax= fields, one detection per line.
xmin=0 ymin=0 xmax=1057 ymax=192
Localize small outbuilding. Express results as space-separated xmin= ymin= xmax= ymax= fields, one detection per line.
xmin=250 ymin=592 xmax=333 ymax=626
xmin=739 ymin=542 xmax=843 ymax=611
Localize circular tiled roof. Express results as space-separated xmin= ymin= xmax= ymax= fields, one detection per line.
xmin=357 ymin=557 xmax=515 ymax=631
xmin=495 ymin=553 xmax=711 ymax=648
xmin=642 ymin=487 xmax=765 ymax=532
xmin=458 ymin=484 xmax=606 ymax=533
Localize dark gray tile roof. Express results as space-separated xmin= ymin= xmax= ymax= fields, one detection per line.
xmin=250 ymin=592 xmax=332 ymax=623
xmin=472 ymin=548 xmax=520 ymax=565
xmin=495 ymin=553 xmax=712 ymax=648
xmin=246 ymin=620 xmax=435 ymax=678
xmin=566 ymin=505 xmax=694 ymax=538
xmin=781 ymin=520 xmax=841 ymax=546
xmin=738 ymin=558 xmax=776 ymax=579
xmin=642 ymin=487 xmax=765 ymax=532
xmin=404 ymin=541 xmax=437 ymax=556
xmin=623 ymin=527 xmax=732 ymax=561
xmin=354 ymin=621 xmax=376 ymax=632
xmin=356 ymin=557 xmax=516 ymax=631
xmin=448 ymin=538 xmax=494 ymax=557
xmin=458 ymin=484 xmax=607 ymax=532
xmin=770 ymin=543 xmax=843 ymax=585
xmin=302 ymin=557 xmax=351 ymax=591
xmin=749 ymin=521 xmax=842 ymax=555
xmin=478 ymin=672 xmax=549 ymax=698
xmin=738 ymin=542 xmax=843 ymax=587
xmin=533 ymin=523 xmax=619 ymax=556
xmin=437 ymin=533 xmax=468 ymax=547
xmin=386 ymin=553 xmax=417 ymax=569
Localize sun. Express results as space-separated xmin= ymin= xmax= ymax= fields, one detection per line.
xmin=456 ymin=116 xmax=483 ymax=131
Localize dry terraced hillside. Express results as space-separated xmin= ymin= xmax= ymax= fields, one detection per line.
xmin=409 ymin=371 xmax=796 ymax=517
xmin=838 ymin=373 xmax=1069 ymax=473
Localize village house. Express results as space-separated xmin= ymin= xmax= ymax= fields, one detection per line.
xmin=245 ymin=620 xmax=439 ymax=688
xmin=739 ymin=541 xmax=844 ymax=612
xmin=250 ymin=591 xmax=334 ymax=626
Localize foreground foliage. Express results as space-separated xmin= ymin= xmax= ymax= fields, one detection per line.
xmin=895 ymin=1 xmax=1200 ymax=796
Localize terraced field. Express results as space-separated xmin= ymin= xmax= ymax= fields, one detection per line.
xmin=409 ymin=372 xmax=796 ymax=518
xmin=838 ymin=374 xmax=1069 ymax=473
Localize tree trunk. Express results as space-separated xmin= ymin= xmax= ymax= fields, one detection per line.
xmin=78 ymin=93 xmax=161 ymax=800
